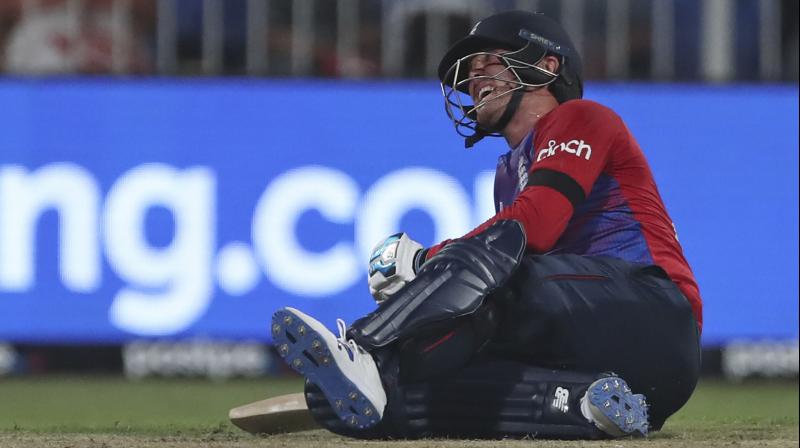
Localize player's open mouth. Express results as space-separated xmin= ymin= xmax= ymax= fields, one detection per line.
xmin=477 ymin=85 xmax=495 ymax=102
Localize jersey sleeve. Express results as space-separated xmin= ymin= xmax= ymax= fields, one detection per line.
xmin=529 ymin=100 xmax=623 ymax=196
xmin=427 ymin=100 xmax=625 ymax=257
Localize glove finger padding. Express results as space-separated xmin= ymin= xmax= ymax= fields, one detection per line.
xmin=368 ymin=233 xmax=424 ymax=303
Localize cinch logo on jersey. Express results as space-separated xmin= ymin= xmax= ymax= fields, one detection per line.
xmin=536 ymin=139 xmax=592 ymax=162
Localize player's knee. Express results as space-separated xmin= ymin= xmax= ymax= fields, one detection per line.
xmin=348 ymin=220 xmax=526 ymax=351
xmin=397 ymin=302 xmax=500 ymax=382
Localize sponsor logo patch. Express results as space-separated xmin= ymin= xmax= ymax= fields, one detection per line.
xmin=517 ymin=156 xmax=529 ymax=191
xmin=536 ymin=139 xmax=592 ymax=162
xmin=552 ymin=386 xmax=570 ymax=413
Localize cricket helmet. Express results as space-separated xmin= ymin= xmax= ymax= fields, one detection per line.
xmin=438 ymin=11 xmax=583 ymax=147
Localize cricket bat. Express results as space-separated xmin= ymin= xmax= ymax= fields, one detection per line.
xmin=228 ymin=392 xmax=320 ymax=434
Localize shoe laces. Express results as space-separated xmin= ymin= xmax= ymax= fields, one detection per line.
xmin=336 ymin=318 xmax=361 ymax=360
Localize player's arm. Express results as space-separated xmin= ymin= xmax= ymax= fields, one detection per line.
xmin=428 ymin=101 xmax=624 ymax=256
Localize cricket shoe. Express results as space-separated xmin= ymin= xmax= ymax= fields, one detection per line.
xmin=271 ymin=307 xmax=387 ymax=429
xmin=580 ymin=376 xmax=649 ymax=437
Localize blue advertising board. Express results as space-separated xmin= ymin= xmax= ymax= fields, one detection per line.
xmin=0 ymin=79 xmax=797 ymax=346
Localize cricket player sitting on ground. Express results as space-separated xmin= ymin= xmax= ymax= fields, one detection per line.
xmin=272 ymin=11 xmax=702 ymax=439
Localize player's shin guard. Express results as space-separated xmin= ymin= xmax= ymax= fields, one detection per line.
xmin=347 ymin=220 xmax=526 ymax=356
xmin=306 ymin=360 xmax=647 ymax=440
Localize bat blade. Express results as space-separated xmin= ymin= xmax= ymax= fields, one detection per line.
xmin=228 ymin=392 xmax=320 ymax=435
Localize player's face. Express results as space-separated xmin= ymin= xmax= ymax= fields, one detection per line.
xmin=467 ymin=50 xmax=517 ymax=125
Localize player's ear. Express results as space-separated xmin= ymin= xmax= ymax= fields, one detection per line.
xmin=538 ymin=55 xmax=561 ymax=74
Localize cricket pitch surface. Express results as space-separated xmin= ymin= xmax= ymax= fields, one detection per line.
xmin=0 ymin=376 xmax=796 ymax=448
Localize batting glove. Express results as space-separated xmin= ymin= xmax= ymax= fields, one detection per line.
xmin=368 ymin=233 xmax=426 ymax=304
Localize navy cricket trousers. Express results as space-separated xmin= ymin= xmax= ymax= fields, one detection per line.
xmin=489 ymin=254 xmax=701 ymax=429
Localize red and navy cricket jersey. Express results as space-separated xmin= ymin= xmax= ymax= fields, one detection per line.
xmin=429 ymin=99 xmax=703 ymax=331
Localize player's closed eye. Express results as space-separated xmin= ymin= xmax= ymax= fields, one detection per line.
xmin=470 ymin=62 xmax=505 ymax=79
